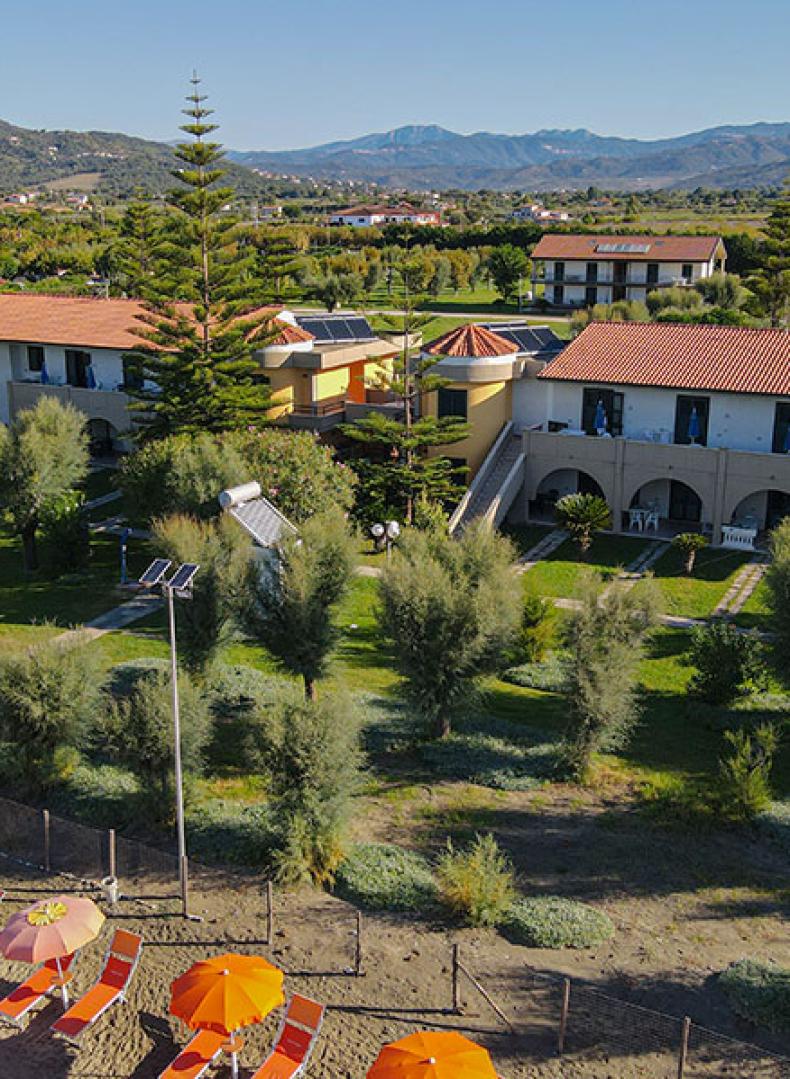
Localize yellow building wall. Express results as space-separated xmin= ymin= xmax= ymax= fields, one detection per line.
xmin=425 ymin=380 xmax=512 ymax=476
xmin=266 ymin=369 xmax=296 ymax=421
xmin=314 ymin=366 xmax=350 ymax=401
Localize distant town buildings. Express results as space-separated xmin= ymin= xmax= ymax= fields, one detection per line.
xmin=530 ymin=234 xmax=727 ymax=307
xmin=329 ymin=203 xmax=441 ymax=228
xmin=512 ymin=204 xmax=571 ymax=224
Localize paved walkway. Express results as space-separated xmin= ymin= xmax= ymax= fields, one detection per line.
xmin=515 ymin=529 xmax=567 ymax=574
xmin=712 ymin=556 xmax=767 ymax=618
xmin=54 ymin=591 xmax=163 ymax=646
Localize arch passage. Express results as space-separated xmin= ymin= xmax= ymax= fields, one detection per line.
xmin=625 ymin=477 xmax=708 ymax=528
xmin=728 ymin=489 xmax=790 ymax=532
xmin=531 ymin=467 xmax=608 ymax=520
xmin=86 ymin=417 xmax=118 ymax=456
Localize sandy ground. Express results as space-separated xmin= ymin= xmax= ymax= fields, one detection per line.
xmin=0 ymin=858 xmax=788 ymax=1079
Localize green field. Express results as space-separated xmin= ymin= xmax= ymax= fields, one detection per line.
xmin=522 ymin=534 xmax=652 ymax=599
xmin=651 ymin=546 xmax=752 ymax=619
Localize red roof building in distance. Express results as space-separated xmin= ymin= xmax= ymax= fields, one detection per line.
xmin=538 ymin=321 xmax=790 ymax=397
xmin=424 ymin=323 xmax=519 ymax=358
xmin=329 ymin=203 xmax=441 ymax=228
xmin=531 ymin=234 xmax=727 ymax=310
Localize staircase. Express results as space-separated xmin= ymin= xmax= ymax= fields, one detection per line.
xmin=449 ymin=425 xmax=525 ymax=534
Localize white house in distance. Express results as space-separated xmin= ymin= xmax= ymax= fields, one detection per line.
xmin=531 ymin=234 xmax=727 ymax=307
xmin=329 ymin=203 xmax=441 ymax=227
xmin=513 ymin=204 xmax=571 ymax=224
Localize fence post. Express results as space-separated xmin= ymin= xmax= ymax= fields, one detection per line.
xmin=42 ymin=809 xmax=50 ymax=872
xmin=558 ymin=977 xmax=571 ymax=1055
xmin=265 ymin=880 xmax=273 ymax=946
xmin=452 ymin=944 xmax=461 ymax=1013
xmin=354 ymin=911 xmax=364 ymax=976
xmin=180 ymin=855 xmax=189 ymax=918
xmin=677 ymin=1016 xmax=691 ymax=1079
xmin=107 ymin=828 xmax=116 ymax=879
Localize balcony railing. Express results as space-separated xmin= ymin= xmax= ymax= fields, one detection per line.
xmin=535 ymin=275 xmax=692 ymax=287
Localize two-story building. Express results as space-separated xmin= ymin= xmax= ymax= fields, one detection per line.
xmin=531 ymin=234 xmax=727 ymax=308
xmin=0 ymin=295 xmax=399 ymax=451
xmin=427 ymin=320 xmax=790 ymax=544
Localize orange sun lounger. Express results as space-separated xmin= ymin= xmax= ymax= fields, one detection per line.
xmin=158 ymin=1028 xmax=227 ymax=1079
xmin=51 ymin=928 xmax=142 ymax=1043
xmin=0 ymin=953 xmax=76 ymax=1029
xmin=250 ymin=994 xmax=325 ymax=1079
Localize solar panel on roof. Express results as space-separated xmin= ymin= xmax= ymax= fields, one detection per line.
xmin=347 ymin=317 xmax=375 ymax=339
xmin=595 ymin=242 xmax=651 ymax=254
xmin=298 ymin=318 xmax=331 ymax=341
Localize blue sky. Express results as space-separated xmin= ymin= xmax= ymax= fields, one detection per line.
xmin=4 ymin=0 xmax=789 ymax=149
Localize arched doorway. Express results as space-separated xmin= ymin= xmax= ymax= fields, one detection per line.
xmin=730 ymin=490 xmax=790 ymax=533
xmin=532 ymin=468 xmax=607 ymax=520
xmin=86 ymin=418 xmax=117 ymax=457
xmin=627 ymin=478 xmax=706 ymax=533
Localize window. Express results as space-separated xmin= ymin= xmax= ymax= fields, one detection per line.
xmin=553 ymin=284 xmax=564 ymax=305
xmin=437 ymin=387 xmax=468 ymax=420
xmin=646 ymin=263 xmax=659 ymax=285
xmin=27 ymin=345 xmax=44 ymax=372
xmin=581 ymin=387 xmax=624 ymax=436
xmin=585 ymin=286 xmax=597 ymax=307
xmin=674 ymin=395 xmax=709 ymax=446
xmin=65 ymin=349 xmax=91 ymax=388
xmin=585 ymin=262 xmax=598 ymax=282
xmin=772 ymin=402 xmax=790 ymax=453
xmin=553 ymin=261 xmax=565 ymax=282
xmin=681 ymin=263 xmax=694 ymax=281
xmin=122 ymin=356 xmax=143 ymax=392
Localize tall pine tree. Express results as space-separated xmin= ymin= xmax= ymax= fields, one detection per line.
xmin=126 ymin=75 xmax=275 ymax=438
xmin=341 ymin=293 xmax=469 ymax=524
xmin=749 ymin=181 xmax=790 ymax=328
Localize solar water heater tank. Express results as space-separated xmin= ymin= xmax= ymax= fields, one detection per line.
xmin=218 ymin=481 xmax=262 ymax=509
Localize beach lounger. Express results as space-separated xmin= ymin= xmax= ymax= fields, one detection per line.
xmin=51 ymin=929 xmax=142 ymax=1043
xmin=250 ymin=994 xmax=325 ymax=1079
xmin=158 ymin=1028 xmax=227 ymax=1078
xmin=0 ymin=953 xmax=75 ymax=1028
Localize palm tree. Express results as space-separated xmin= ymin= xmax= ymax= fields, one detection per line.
xmin=672 ymin=532 xmax=708 ymax=575
xmin=555 ymin=493 xmax=612 ymax=553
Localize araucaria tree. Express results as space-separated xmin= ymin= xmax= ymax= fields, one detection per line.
xmin=125 ymin=75 xmax=275 ymax=438
xmin=0 ymin=397 xmax=88 ymax=571
xmin=561 ymin=573 xmax=658 ymax=781
xmin=342 ymin=294 xmax=469 ymax=524
xmin=242 ymin=508 xmax=357 ymax=699
xmin=748 ymin=181 xmax=790 ymax=328
xmin=764 ymin=517 xmax=790 ymax=670
xmin=378 ymin=522 xmax=521 ymax=738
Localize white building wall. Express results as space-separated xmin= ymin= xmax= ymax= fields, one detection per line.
xmin=513 ymin=376 xmax=790 ymax=455
xmin=0 ymin=340 xmax=127 ymax=423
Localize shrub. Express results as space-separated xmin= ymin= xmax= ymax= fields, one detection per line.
xmin=420 ymin=731 xmax=558 ymax=790
xmin=716 ymin=724 xmax=779 ymax=822
xmin=503 ymin=652 xmax=569 ymax=692
xmin=555 ymin=493 xmax=611 ymax=553
xmin=671 ymin=531 xmax=708 ymax=574
xmin=0 ymin=636 xmax=105 ymax=792
xmin=40 ymin=490 xmax=90 ymax=575
xmin=688 ymin=622 xmax=767 ymax=704
xmin=511 ymin=594 xmax=555 ymax=665
xmin=437 ymin=834 xmax=516 ymax=927
xmin=720 ymin=959 xmax=790 ymax=1033
xmin=101 ymin=669 xmax=213 ymax=814
xmin=249 ymin=686 xmax=363 ymax=886
xmin=335 ymin=843 xmax=436 ymax=911
xmin=501 ymin=896 xmax=614 ymax=949
xmin=765 ymin=519 xmax=790 ymax=673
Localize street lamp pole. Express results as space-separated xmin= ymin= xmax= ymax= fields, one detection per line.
xmin=165 ymin=581 xmax=188 ymax=911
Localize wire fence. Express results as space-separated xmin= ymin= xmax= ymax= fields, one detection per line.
xmin=0 ymin=794 xmax=788 ymax=1078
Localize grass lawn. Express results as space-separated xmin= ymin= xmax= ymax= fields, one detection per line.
xmin=501 ymin=522 xmax=553 ymax=557
xmin=523 ymin=533 xmax=652 ymax=599
xmin=651 ymin=545 xmax=752 ymax=619
xmin=734 ymin=577 xmax=771 ymax=631
xmin=0 ymin=526 xmax=153 ymax=630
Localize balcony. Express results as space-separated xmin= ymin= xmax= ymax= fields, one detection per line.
xmin=7 ymin=380 xmax=132 ymax=432
xmin=285 ymin=390 xmax=404 ymax=432
xmin=535 ymin=275 xmax=692 ymax=288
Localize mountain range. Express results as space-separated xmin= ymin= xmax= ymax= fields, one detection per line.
xmin=228 ymin=122 xmax=790 ymax=191
xmin=1 ymin=116 xmax=790 ymax=196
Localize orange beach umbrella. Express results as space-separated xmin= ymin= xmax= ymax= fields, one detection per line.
xmin=170 ymin=953 xmax=284 ymax=1078
xmin=367 ymin=1031 xmax=499 ymax=1079
xmin=0 ymin=894 xmax=105 ymax=1007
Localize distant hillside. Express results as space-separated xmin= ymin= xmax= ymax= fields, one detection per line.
xmin=229 ymin=122 xmax=790 ymax=191
xmin=0 ymin=119 xmax=272 ymax=198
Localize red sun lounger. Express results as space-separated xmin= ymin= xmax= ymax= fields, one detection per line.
xmin=51 ymin=929 xmax=142 ymax=1043
xmin=250 ymin=994 xmax=325 ymax=1079
xmin=158 ymin=1028 xmax=227 ymax=1078
xmin=0 ymin=952 xmax=76 ymax=1028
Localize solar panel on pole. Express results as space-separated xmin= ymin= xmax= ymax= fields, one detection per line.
xmin=168 ymin=563 xmax=200 ymax=594
xmin=139 ymin=558 xmax=172 ymax=588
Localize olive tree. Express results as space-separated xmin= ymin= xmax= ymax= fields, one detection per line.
xmin=378 ymin=521 xmax=521 ymax=738
xmin=0 ymin=397 xmax=89 ymax=572
xmin=242 ymin=508 xmax=357 ymax=699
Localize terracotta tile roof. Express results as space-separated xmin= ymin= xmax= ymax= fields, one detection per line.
xmin=333 ymin=203 xmax=439 ymax=218
xmin=269 ymin=320 xmax=314 ymax=346
xmin=0 ymin=293 xmax=288 ymax=351
xmin=538 ymin=321 xmax=790 ymax=396
xmin=424 ymin=323 xmax=519 ymax=358
xmin=531 ymin=234 xmax=724 ymax=262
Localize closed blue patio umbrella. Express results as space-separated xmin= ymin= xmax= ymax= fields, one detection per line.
xmin=594 ymin=398 xmax=608 ymax=433
xmin=784 ymin=425 xmax=790 ymax=453
xmin=39 ymin=359 xmax=49 ymax=384
xmin=687 ymin=406 xmax=701 ymax=443
xmin=86 ymin=363 xmax=97 ymax=389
